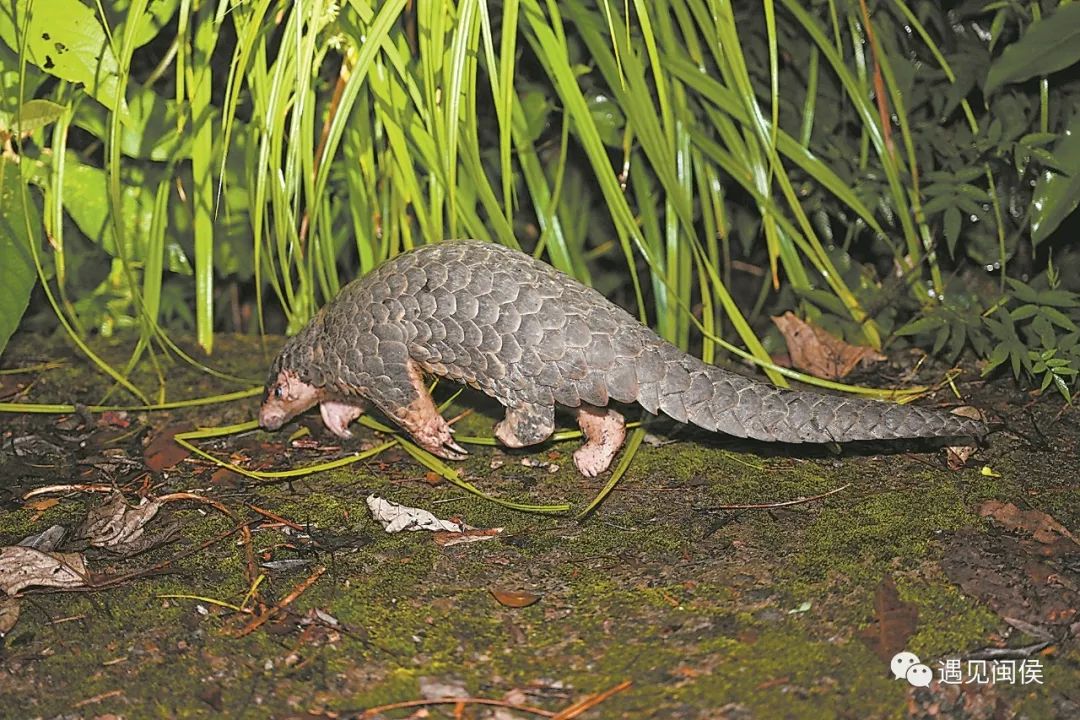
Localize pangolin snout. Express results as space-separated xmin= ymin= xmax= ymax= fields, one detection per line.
xmin=259 ymin=404 xmax=287 ymax=431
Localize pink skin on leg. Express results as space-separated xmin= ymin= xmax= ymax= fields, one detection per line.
xmin=319 ymin=399 xmax=367 ymax=438
xmin=379 ymin=361 xmax=468 ymax=460
xmin=573 ymin=405 xmax=627 ymax=477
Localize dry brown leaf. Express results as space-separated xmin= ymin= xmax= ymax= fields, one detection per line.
xmin=143 ymin=423 xmax=192 ymax=471
xmin=946 ymin=444 xmax=976 ymax=470
xmin=771 ymin=311 xmax=886 ymax=379
xmin=942 ymin=529 xmax=1079 ymax=632
xmin=78 ymin=492 xmax=163 ymax=550
xmin=978 ymin=500 xmax=1078 ymax=548
xmin=434 ymin=528 xmax=504 ymax=547
xmin=0 ymin=546 xmax=88 ymax=595
xmin=96 ymin=410 xmax=130 ymax=428
xmin=24 ymin=498 xmax=59 ymax=513
xmin=857 ymin=575 xmax=918 ymax=663
xmin=0 ymin=597 xmax=21 ymax=635
xmin=489 ymin=589 xmax=541 ymax=608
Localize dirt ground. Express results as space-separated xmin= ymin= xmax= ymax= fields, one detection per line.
xmin=0 ymin=333 xmax=1077 ymax=719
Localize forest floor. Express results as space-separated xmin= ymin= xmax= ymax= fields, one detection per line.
xmin=0 ymin=332 xmax=1077 ymax=719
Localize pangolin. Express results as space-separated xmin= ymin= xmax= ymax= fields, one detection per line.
xmin=259 ymin=241 xmax=986 ymax=476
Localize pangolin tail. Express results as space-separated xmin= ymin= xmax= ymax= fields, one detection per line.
xmin=636 ymin=345 xmax=986 ymax=443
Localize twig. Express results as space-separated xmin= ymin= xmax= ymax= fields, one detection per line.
xmin=22 ymin=484 xmax=116 ymax=500
xmin=247 ymin=503 xmax=305 ymax=531
xmin=552 ymin=680 xmax=633 ymax=719
xmin=232 ymin=566 xmax=327 ymax=637
xmin=72 ymin=689 xmax=124 ymax=709
xmin=712 ymin=483 xmax=851 ymax=510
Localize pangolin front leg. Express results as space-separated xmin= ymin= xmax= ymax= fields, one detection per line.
xmin=319 ymin=399 xmax=368 ymax=438
xmin=573 ymin=405 xmax=627 ymax=477
xmin=368 ymin=360 xmax=467 ymax=460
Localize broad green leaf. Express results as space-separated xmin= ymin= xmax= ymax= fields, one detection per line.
xmin=0 ymin=98 xmax=65 ymax=134
xmin=59 ymin=153 xmax=156 ymax=260
xmin=0 ymin=41 xmax=46 ymax=118
xmin=0 ymin=158 xmax=39 ymax=356
xmin=895 ymin=315 xmax=945 ymax=336
xmin=105 ymin=0 xmax=179 ymax=49
xmin=1009 ymin=304 xmax=1038 ymax=321
xmin=985 ymin=4 xmax=1080 ymax=94
xmin=72 ymin=87 xmax=187 ymax=160
xmin=1036 ymin=289 xmax=1080 ymax=308
xmin=0 ymin=0 xmax=126 ymax=115
xmin=1032 ymin=112 xmax=1080 ymax=246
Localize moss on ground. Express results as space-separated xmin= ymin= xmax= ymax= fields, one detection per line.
xmin=1 ymin=333 xmax=1076 ymax=718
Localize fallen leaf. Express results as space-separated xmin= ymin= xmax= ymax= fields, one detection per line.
xmin=942 ymin=529 xmax=1079 ymax=632
xmin=367 ymin=496 xmax=470 ymax=533
xmin=96 ymin=411 xmax=130 ymax=428
xmin=489 ymin=589 xmax=541 ymax=608
xmin=260 ymin=559 xmax=314 ymax=572
xmin=771 ymin=311 xmax=886 ymax=379
xmin=857 ymin=575 xmax=918 ymax=664
xmin=978 ymin=500 xmax=1078 ymax=550
xmin=77 ymin=492 xmax=163 ymax=550
xmin=946 ymin=444 xmax=975 ymax=470
xmin=0 ymin=547 xmax=88 ymax=594
xmin=367 ymin=496 xmax=503 ymax=545
xmin=434 ymin=528 xmax=504 ymax=547
xmin=210 ymin=466 xmax=245 ymax=488
xmin=143 ymin=423 xmax=192 ymax=471
xmin=0 ymin=597 xmax=20 ymax=635
xmin=0 ymin=376 xmax=26 ymax=401
xmin=18 ymin=524 xmax=67 ymax=551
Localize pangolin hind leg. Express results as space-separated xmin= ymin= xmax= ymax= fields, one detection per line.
xmin=367 ymin=360 xmax=467 ymax=460
xmin=573 ymin=405 xmax=627 ymax=477
xmin=494 ymin=403 xmax=555 ymax=448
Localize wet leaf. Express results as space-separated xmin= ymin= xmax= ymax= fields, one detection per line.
xmin=772 ymin=312 xmax=886 ymax=379
xmin=0 ymin=547 xmax=88 ymax=594
xmin=489 ymin=589 xmax=542 ymax=608
xmin=1031 ymin=112 xmax=1080 ymax=246
xmin=985 ymin=4 xmax=1080 ymax=94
